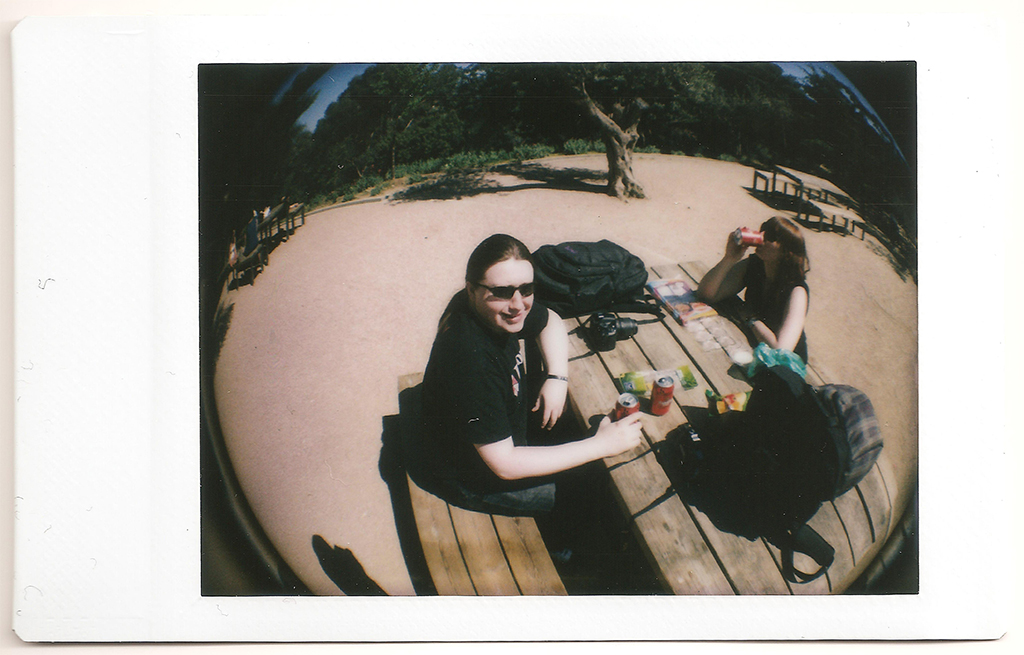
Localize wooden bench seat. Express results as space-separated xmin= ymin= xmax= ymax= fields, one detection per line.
xmin=230 ymin=243 xmax=267 ymax=286
xmin=398 ymin=373 xmax=567 ymax=596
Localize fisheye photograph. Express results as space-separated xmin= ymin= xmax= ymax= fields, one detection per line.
xmin=198 ymin=61 xmax=918 ymax=598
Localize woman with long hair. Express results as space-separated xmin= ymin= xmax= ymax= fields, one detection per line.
xmin=415 ymin=234 xmax=642 ymax=516
xmin=698 ymin=216 xmax=811 ymax=361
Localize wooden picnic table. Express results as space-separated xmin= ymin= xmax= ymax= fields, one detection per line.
xmin=258 ymin=202 xmax=306 ymax=244
xmin=562 ymin=261 xmax=898 ymax=594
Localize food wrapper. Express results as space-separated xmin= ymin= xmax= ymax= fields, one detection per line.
xmin=716 ymin=391 xmax=750 ymax=413
xmin=617 ymin=365 xmax=698 ymax=396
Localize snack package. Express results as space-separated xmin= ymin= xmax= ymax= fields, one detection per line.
xmin=705 ymin=389 xmax=751 ymax=414
xmin=618 ymin=365 xmax=698 ymax=396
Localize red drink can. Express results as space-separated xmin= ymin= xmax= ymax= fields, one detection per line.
xmin=651 ymin=376 xmax=675 ymax=416
xmin=613 ymin=393 xmax=640 ymax=421
xmin=733 ymin=227 xmax=765 ymax=246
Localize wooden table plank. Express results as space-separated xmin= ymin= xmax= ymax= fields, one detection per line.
xmin=832 ymin=487 xmax=875 ymax=568
xmin=648 ymin=264 xmax=752 ymax=396
xmin=564 ymin=319 xmax=650 ymax=467
xmin=856 ymin=462 xmax=892 ymax=548
xmin=621 ymin=312 xmax=793 ymax=595
xmin=807 ymin=502 xmax=856 ymax=593
xmin=631 ymin=499 xmax=734 ymax=595
xmin=449 ymin=506 xmax=520 ymax=595
xmin=577 ymin=316 xmax=691 ymax=445
xmin=406 ymin=475 xmax=476 ymax=596
xmin=684 ymin=503 xmax=792 ymax=595
xmin=567 ymin=310 xmax=791 ymax=594
xmin=606 ymin=451 xmax=676 ymax=517
xmin=627 ymin=314 xmax=717 ymax=413
xmin=492 ymin=515 xmax=567 ymax=596
xmin=563 ymin=323 xmax=734 ymax=595
xmin=874 ymin=454 xmax=899 ymax=542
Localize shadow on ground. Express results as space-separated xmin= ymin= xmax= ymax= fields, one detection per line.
xmin=390 ymin=162 xmax=611 ymax=203
xmin=746 ymin=187 xmax=824 ymax=219
xmin=311 ymin=535 xmax=389 ymax=595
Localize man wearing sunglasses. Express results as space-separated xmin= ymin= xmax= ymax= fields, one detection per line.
xmin=414 ymin=234 xmax=642 ymax=517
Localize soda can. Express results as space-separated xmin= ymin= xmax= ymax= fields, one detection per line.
xmin=613 ymin=393 xmax=640 ymax=421
xmin=733 ymin=227 xmax=765 ymax=247
xmin=651 ymin=376 xmax=675 ymax=416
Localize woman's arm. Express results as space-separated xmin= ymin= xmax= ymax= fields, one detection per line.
xmin=697 ymin=234 xmax=750 ymax=302
xmin=532 ymin=307 xmax=569 ymax=429
xmin=748 ymin=285 xmax=808 ymax=353
xmin=475 ymin=414 xmax=643 ymax=480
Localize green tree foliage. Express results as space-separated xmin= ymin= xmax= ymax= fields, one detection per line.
xmin=240 ymin=62 xmax=915 ymax=261
xmin=199 ymin=64 xmax=328 ymax=287
xmin=296 ymin=64 xmax=466 ymax=192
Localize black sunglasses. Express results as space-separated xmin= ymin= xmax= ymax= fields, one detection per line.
xmin=475 ymin=282 xmax=535 ymax=300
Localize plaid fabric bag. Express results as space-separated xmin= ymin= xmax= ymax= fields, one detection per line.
xmin=818 ymin=384 xmax=884 ymax=498
xmin=740 ymin=366 xmax=884 ymax=582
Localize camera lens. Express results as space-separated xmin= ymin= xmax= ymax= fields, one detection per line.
xmin=616 ymin=317 xmax=638 ymax=339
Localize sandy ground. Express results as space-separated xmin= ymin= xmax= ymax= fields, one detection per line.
xmin=211 ymin=153 xmax=918 ymax=596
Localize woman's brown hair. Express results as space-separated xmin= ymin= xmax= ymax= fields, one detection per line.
xmin=438 ymin=234 xmax=534 ymax=333
xmin=759 ymin=216 xmax=809 ymax=301
xmin=464 ymin=234 xmax=534 ymax=284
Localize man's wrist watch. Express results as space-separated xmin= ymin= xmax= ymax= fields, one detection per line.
xmin=546 ymin=374 xmax=568 ymax=382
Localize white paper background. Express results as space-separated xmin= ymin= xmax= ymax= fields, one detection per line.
xmin=2 ymin=0 xmax=1020 ymax=648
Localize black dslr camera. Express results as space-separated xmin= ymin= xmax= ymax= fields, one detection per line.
xmin=587 ymin=312 xmax=639 ymax=352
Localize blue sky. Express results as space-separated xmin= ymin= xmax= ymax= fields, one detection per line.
xmin=293 ymin=63 xmax=370 ymax=132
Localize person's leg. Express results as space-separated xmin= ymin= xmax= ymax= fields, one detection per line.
xmin=447 ymin=480 xmax=557 ymax=517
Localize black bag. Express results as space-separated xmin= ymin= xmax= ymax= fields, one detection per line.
xmin=658 ymin=365 xmax=883 ymax=584
xmin=532 ymin=240 xmax=659 ymax=318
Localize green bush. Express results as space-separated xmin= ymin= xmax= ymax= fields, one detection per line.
xmin=562 ymin=138 xmax=604 ymax=155
xmin=343 ymin=191 xmax=356 ymax=202
xmin=512 ymin=144 xmax=556 ymax=161
xmin=718 ymin=153 xmax=738 ymax=163
xmin=354 ymin=175 xmax=384 ymax=193
xmin=395 ymin=158 xmax=444 ymax=178
xmin=636 ymin=145 xmax=661 ymax=154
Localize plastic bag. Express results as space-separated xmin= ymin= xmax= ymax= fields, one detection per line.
xmin=745 ymin=342 xmax=807 ymax=379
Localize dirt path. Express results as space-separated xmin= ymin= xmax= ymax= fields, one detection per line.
xmin=211 ymin=154 xmax=918 ymax=595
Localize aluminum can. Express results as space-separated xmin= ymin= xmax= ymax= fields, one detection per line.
xmin=613 ymin=393 xmax=640 ymax=421
xmin=733 ymin=227 xmax=765 ymax=246
xmin=651 ymin=376 xmax=675 ymax=416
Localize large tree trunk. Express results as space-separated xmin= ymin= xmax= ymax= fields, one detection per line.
xmin=577 ymin=83 xmax=647 ymax=199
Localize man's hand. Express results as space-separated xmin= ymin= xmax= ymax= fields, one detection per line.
xmin=532 ymin=378 xmax=568 ymax=429
xmin=593 ymin=413 xmax=643 ymax=458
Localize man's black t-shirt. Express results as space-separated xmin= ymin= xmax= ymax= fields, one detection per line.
xmin=420 ymin=292 xmax=550 ymax=494
xmin=742 ymin=256 xmax=809 ymax=362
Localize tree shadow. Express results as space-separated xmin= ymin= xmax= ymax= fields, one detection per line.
xmin=390 ymin=162 xmax=611 ymax=203
xmin=745 ymin=187 xmax=823 ymax=219
xmin=311 ymin=535 xmax=388 ymax=596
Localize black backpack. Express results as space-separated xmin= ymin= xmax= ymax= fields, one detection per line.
xmin=532 ymin=240 xmax=659 ymax=318
xmin=658 ymin=365 xmax=883 ymax=583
